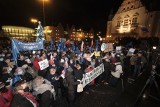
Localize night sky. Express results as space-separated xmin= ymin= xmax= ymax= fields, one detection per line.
xmin=0 ymin=0 xmax=159 ymax=35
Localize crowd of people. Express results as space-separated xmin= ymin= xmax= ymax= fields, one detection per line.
xmin=0 ymin=40 xmax=150 ymax=107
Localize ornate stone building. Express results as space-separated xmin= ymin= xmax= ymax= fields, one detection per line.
xmin=106 ymin=0 xmax=160 ymax=40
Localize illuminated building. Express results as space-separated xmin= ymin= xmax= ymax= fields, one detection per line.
xmin=106 ymin=0 xmax=160 ymax=40
xmin=69 ymin=25 xmax=94 ymax=41
xmin=2 ymin=26 xmax=36 ymax=41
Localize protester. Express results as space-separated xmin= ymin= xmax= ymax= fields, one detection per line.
xmin=0 ymin=37 xmax=151 ymax=107
xmin=0 ymin=82 xmax=13 ymax=107
xmin=110 ymin=55 xmax=123 ymax=87
xmin=11 ymin=80 xmax=38 ymax=107
xmin=65 ymin=67 xmax=80 ymax=107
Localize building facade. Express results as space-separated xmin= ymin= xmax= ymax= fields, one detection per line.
xmin=2 ymin=26 xmax=36 ymax=41
xmin=106 ymin=0 xmax=160 ymax=40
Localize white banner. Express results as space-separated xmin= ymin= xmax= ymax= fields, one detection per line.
xmin=82 ymin=63 xmax=104 ymax=87
xmin=38 ymin=59 xmax=49 ymax=70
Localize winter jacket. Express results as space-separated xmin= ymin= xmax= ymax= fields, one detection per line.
xmin=0 ymin=88 xmax=13 ymax=107
xmin=32 ymin=78 xmax=55 ymax=98
xmin=66 ymin=72 xmax=80 ymax=91
xmin=73 ymin=68 xmax=84 ymax=80
xmin=11 ymin=93 xmax=37 ymax=107
xmin=33 ymin=58 xmax=40 ymax=71
xmin=46 ymin=73 xmax=59 ymax=88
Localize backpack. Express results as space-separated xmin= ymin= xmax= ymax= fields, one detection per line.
xmin=110 ymin=63 xmax=120 ymax=72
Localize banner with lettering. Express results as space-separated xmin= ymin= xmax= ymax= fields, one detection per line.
xmin=13 ymin=39 xmax=44 ymax=51
xmin=82 ymin=63 xmax=104 ymax=87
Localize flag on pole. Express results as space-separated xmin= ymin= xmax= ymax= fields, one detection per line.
xmin=71 ymin=43 xmax=75 ymax=51
xmin=12 ymin=40 xmax=19 ymax=66
xmin=50 ymin=36 xmax=54 ymax=51
xmin=91 ymin=39 xmax=93 ymax=47
xmin=95 ymin=40 xmax=99 ymax=51
xmin=75 ymin=47 xmax=81 ymax=55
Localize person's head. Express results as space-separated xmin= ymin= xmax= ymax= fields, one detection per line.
xmin=138 ymin=53 xmax=142 ymax=57
xmin=14 ymin=80 xmax=27 ymax=94
xmin=75 ymin=63 xmax=81 ymax=69
xmin=4 ymin=57 xmax=10 ymax=63
xmin=50 ymin=67 xmax=56 ymax=75
xmin=19 ymin=54 xmax=24 ymax=60
xmin=53 ymin=52 xmax=57 ymax=57
xmin=15 ymin=67 xmax=24 ymax=75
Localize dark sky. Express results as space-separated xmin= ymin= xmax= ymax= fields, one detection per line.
xmin=0 ymin=0 xmax=125 ymax=35
xmin=0 ymin=0 xmax=159 ymax=35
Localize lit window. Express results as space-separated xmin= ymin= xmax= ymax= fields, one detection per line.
xmin=132 ymin=17 xmax=138 ymax=25
xmin=124 ymin=19 xmax=129 ymax=26
xmin=117 ymin=21 xmax=121 ymax=27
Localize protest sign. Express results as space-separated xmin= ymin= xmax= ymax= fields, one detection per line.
xmin=127 ymin=48 xmax=135 ymax=56
xmin=101 ymin=43 xmax=106 ymax=51
xmin=104 ymin=43 xmax=113 ymax=52
xmin=116 ymin=46 xmax=121 ymax=53
xmin=38 ymin=59 xmax=49 ymax=70
xmin=94 ymin=51 xmax=101 ymax=57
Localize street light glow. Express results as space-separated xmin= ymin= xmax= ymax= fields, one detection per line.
xmin=39 ymin=0 xmax=49 ymax=2
xmin=31 ymin=18 xmax=38 ymax=23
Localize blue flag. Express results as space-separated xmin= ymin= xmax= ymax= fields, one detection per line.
xmin=75 ymin=47 xmax=81 ymax=55
xmin=96 ymin=40 xmax=99 ymax=51
xmin=50 ymin=36 xmax=54 ymax=50
xmin=71 ymin=43 xmax=75 ymax=51
xmin=12 ymin=40 xmax=19 ymax=66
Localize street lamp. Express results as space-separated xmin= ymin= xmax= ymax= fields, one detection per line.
xmin=31 ymin=18 xmax=38 ymax=27
xmin=39 ymin=0 xmax=49 ymax=26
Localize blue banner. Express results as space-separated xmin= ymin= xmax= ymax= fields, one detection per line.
xmin=13 ymin=39 xmax=44 ymax=51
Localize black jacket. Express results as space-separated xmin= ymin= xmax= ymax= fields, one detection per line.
xmin=66 ymin=72 xmax=80 ymax=91
xmin=11 ymin=94 xmax=34 ymax=107
xmin=73 ymin=68 xmax=84 ymax=80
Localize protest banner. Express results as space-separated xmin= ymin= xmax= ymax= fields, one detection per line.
xmin=82 ymin=63 xmax=104 ymax=87
xmin=127 ymin=48 xmax=135 ymax=56
xmin=38 ymin=59 xmax=49 ymax=70
xmin=13 ymin=39 xmax=44 ymax=51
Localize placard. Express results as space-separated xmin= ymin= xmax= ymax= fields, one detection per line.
xmin=38 ymin=59 xmax=49 ymax=70
xmin=104 ymin=43 xmax=113 ymax=52
xmin=127 ymin=48 xmax=135 ymax=56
